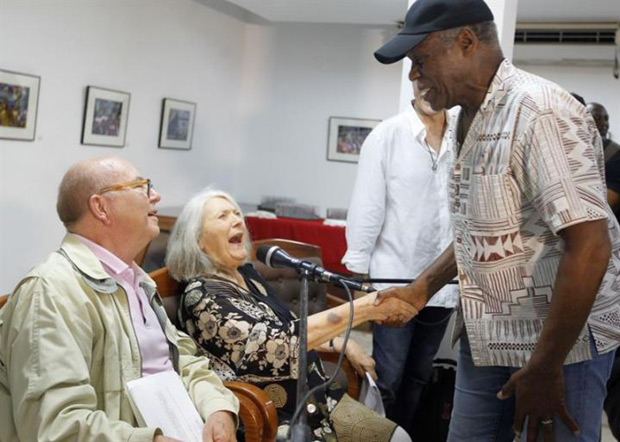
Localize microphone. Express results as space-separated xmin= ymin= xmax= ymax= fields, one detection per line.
xmin=256 ymin=245 xmax=375 ymax=293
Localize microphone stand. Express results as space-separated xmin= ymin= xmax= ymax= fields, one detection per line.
xmin=289 ymin=268 xmax=311 ymax=442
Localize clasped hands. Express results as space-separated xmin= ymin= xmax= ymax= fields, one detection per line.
xmin=371 ymin=285 xmax=425 ymax=326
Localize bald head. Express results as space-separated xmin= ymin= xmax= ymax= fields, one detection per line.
xmin=56 ymin=157 xmax=134 ymax=229
xmin=587 ymin=102 xmax=609 ymax=139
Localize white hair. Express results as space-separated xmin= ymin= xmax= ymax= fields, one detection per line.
xmin=165 ymin=187 xmax=251 ymax=282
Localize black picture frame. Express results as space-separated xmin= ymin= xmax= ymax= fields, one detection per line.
xmin=0 ymin=69 xmax=41 ymax=141
xmin=326 ymin=116 xmax=380 ymax=163
xmin=158 ymin=98 xmax=196 ymax=150
xmin=81 ymin=85 xmax=130 ymax=147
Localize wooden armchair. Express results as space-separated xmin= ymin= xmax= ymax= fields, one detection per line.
xmin=250 ymin=239 xmax=362 ymax=400
xmin=0 ymin=294 xmax=7 ymax=310
xmin=149 ymin=267 xmax=278 ymax=442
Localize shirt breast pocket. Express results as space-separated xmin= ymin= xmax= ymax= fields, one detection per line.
xmin=467 ymin=174 xmax=512 ymax=221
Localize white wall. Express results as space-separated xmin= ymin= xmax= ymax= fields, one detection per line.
xmin=4 ymin=2 xmax=617 ymax=295
xmin=0 ymin=2 xmax=402 ymax=293
xmin=233 ymin=23 xmax=401 ymax=213
xmin=0 ymin=0 xmax=250 ymax=292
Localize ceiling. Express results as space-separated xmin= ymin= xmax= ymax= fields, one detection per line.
xmin=220 ymin=0 xmax=620 ymax=26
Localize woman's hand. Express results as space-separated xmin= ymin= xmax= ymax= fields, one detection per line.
xmin=365 ymin=292 xmax=418 ymax=326
xmin=343 ymin=338 xmax=377 ymax=380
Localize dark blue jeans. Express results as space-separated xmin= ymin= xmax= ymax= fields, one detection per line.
xmin=373 ymin=306 xmax=454 ymax=433
xmin=448 ymin=331 xmax=615 ymax=442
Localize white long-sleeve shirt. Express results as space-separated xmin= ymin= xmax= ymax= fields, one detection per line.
xmin=342 ymin=104 xmax=459 ymax=308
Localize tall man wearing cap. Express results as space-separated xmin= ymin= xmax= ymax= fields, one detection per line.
xmin=373 ymin=1 xmax=620 ymax=441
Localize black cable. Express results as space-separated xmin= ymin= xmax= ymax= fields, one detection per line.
xmin=287 ymin=280 xmax=355 ymax=435
xmin=360 ymin=278 xmax=459 ymax=285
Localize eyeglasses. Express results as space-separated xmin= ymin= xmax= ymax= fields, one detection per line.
xmin=98 ymin=178 xmax=153 ymax=198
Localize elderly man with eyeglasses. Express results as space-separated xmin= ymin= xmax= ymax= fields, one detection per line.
xmin=0 ymin=157 xmax=239 ymax=442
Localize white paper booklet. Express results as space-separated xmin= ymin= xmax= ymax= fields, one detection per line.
xmin=359 ymin=372 xmax=386 ymax=417
xmin=126 ymin=370 xmax=204 ymax=442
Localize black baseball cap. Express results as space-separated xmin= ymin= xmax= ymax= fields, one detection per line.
xmin=374 ymin=0 xmax=494 ymax=64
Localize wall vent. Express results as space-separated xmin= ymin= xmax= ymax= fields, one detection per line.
xmin=515 ymin=22 xmax=618 ymax=45
xmin=514 ymin=23 xmax=619 ymax=79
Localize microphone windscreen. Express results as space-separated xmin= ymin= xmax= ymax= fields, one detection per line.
xmin=256 ymin=245 xmax=275 ymax=266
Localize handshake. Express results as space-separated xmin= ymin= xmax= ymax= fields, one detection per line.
xmin=362 ymin=285 xmax=427 ymax=327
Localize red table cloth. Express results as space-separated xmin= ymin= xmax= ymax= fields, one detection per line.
xmin=244 ymin=216 xmax=349 ymax=275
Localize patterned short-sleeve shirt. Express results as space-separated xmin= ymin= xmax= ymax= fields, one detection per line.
xmin=449 ymin=59 xmax=620 ymax=367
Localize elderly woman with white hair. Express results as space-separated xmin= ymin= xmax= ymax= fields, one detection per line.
xmin=166 ymin=188 xmax=416 ymax=442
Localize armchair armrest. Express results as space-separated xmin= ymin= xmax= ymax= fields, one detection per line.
xmin=326 ymin=293 xmax=346 ymax=309
xmin=316 ymin=351 xmax=361 ymax=400
xmin=225 ymin=381 xmax=278 ymax=442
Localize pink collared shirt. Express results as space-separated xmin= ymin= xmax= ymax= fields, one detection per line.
xmin=77 ymin=235 xmax=173 ymax=375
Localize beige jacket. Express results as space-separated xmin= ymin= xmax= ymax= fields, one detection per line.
xmin=0 ymin=234 xmax=238 ymax=442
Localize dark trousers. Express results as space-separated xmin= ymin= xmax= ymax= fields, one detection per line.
xmin=605 ymin=351 xmax=620 ymax=441
xmin=373 ymin=306 xmax=453 ymax=434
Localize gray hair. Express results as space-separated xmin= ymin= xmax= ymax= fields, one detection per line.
xmin=438 ymin=21 xmax=498 ymax=46
xmin=165 ymin=187 xmax=252 ymax=282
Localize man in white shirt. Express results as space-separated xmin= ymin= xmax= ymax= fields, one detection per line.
xmin=342 ymin=80 xmax=458 ymax=433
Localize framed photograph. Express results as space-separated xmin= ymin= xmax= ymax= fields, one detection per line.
xmin=158 ymin=98 xmax=196 ymax=150
xmin=327 ymin=116 xmax=380 ymax=163
xmin=81 ymin=86 xmax=130 ymax=147
xmin=0 ymin=69 xmax=41 ymax=141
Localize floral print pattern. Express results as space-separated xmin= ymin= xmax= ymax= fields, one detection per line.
xmin=179 ymin=266 xmax=344 ymax=441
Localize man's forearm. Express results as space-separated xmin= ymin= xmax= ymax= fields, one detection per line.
xmin=529 ymin=220 xmax=611 ymax=369
xmin=405 ymin=243 xmax=457 ymax=303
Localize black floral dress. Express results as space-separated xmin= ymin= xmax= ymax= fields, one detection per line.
xmin=179 ymin=264 xmax=344 ymax=441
